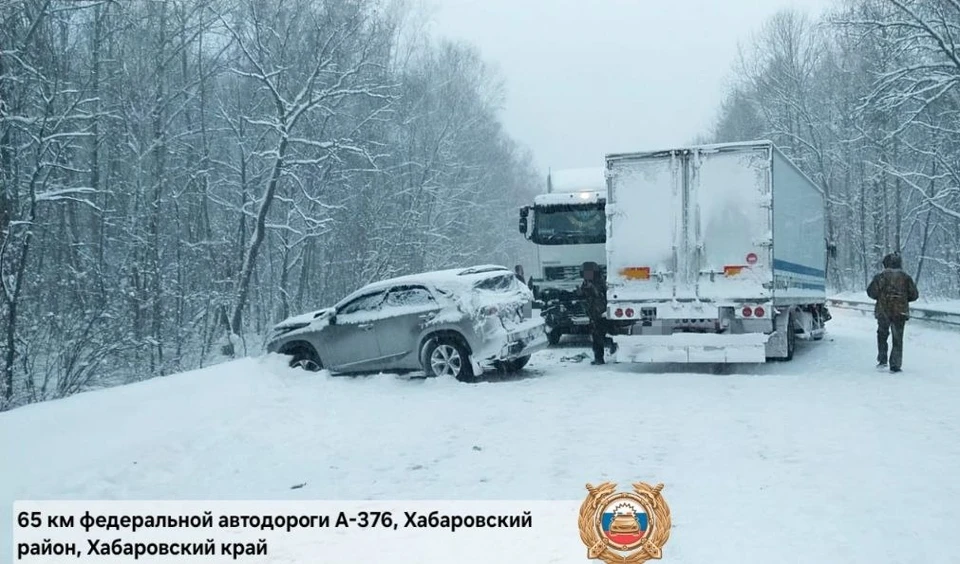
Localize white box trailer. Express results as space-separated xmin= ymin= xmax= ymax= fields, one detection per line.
xmin=604 ymin=140 xmax=830 ymax=363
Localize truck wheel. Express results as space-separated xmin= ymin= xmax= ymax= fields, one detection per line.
xmin=495 ymin=355 xmax=530 ymax=373
xmin=423 ymin=338 xmax=475 ymax=382
xmin=785 ymin=315 xmax=797 ymax=361
xmin=547 ymin=328 xmax=562 ymax=346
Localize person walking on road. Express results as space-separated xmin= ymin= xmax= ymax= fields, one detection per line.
xmin=578 ymin=261 xmax=617 ymax=365
xmin=866 ymin=252 xmax=919 ymax=373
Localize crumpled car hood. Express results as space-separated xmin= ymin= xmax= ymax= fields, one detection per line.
xmin=273 ymin=307 xmax=333 ymax=330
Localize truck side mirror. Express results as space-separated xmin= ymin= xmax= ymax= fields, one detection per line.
xmin=519 ymin=206 xmax=529 ymax=235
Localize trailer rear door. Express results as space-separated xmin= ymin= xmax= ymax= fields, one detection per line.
xmin=690 ymin=144 xmax=773 ymax=302
xmin=605 ymin=152 xmax=680 ymax=301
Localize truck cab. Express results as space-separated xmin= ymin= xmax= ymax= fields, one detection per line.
xmin=518 ymin=168 xmax=608 ymax=345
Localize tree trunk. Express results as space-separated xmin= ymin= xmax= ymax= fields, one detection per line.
xmin=228 ymin=135 xmax=289 ymax=344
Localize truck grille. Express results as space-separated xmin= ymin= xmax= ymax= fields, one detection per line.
xmin=544 ymin=265 xmax=605 ymax=281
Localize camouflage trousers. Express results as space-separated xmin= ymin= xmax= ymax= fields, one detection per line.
xmin=589 ymin=317 xmax=615 ymax=362
xmin=877 ymin=315 xmax=907 ymax=369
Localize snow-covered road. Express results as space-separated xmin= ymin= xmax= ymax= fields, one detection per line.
xmin=3 ymin=308 xmax=959 ymax=562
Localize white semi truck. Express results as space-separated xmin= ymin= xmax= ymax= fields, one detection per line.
xmin=603 ymin=140 xmax=832 ymax=363
xmin=518 ymin=168 xmax=610 ymax=345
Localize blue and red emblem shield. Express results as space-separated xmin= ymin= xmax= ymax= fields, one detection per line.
xmin=600 ymin=502 xmax=648 ymax=545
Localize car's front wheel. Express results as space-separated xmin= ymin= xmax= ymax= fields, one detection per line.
xmin=423 ymin=338 xmax=475 ymax=382
xmin=283 ymin=343 xmax=323 ymax=372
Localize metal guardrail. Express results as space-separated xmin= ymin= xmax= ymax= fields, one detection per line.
xmin=827 ymin=296 xmax=960 ymax=328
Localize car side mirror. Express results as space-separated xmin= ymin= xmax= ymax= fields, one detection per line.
xmin=328 ymin=314 xmax=337 ymax=326
xmin=826 ymin=240 xmax=837 ymax=259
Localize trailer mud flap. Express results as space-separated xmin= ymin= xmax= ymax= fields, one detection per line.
xmin=613 ymin=333 xmax=770 ymax=363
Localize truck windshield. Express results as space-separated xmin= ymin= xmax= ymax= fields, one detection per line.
xmin=531 ymin=203 xmax=605 ymax=245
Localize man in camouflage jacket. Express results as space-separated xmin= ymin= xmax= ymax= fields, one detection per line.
xmin=578 ymin=261 xmax=616 ymax=364
xmin=866 ymin=253 xmax=919 ymax=372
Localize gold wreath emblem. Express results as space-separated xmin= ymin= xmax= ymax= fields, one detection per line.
xmin=578 ymin=481 xmax=672 ymax=564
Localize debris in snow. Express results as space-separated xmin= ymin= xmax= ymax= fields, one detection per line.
xmin=290 ymin=483 xmax=306 ymax=490
xmin=472 ymin=445 xmax=482 ymax=452
xmin=560 ymin=352 xmax=590 ymax=363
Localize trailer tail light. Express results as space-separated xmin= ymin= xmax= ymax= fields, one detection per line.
xmin=754 ymin=306 xmax=765 ymax=318
xmin=615 ymin=308 xmax=624 ymax=318
xmin=625 ymin=308 xmax=635 ymax=318
xmin=724 ymin=265 xmax=745 ymax=276
xmin=741 ymin=306 xmax=753 ymax=317
xmin=620 ymin=266 xmax=650 ymax=280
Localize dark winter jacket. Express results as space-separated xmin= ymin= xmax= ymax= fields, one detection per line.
xmin=866 ymin=253 xmax=919 ymax=320
xmin=578 ymin=262 xmax=607 ymax=322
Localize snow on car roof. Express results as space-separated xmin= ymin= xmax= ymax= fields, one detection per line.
xmin=349 ymin=265 xmax=514 ymax=296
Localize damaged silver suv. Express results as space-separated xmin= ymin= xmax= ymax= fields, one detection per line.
xmin=265 ymin=265 xmax=547 ymax=381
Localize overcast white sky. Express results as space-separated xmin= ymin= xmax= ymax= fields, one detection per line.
xmin=425 ymin=0 xmax=834 ymax=175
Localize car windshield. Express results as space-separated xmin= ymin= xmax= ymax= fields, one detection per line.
xmin=530 ymin=203 xmax=605 ymax=245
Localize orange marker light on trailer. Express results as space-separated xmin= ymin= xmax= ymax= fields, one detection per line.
xmin=620 ymin=267 xmax=651 ymax=280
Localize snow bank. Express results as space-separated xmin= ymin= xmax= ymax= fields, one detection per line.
xmin=4 ymin=310 xmax=960 ymax=562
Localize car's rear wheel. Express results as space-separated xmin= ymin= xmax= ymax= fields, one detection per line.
xmin=283 ymin=343 xmax=323 ymax=372
xmin=423 ymin=338 xmax=474 ymax=382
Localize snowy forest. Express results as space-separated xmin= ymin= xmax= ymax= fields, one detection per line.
xmin=708 ymin=0 xmax=960 ymax=301
xmin=0 ymin=0 xmax=540 ymax=409
xmin=4 ymin=0 xmax=960 ymax=410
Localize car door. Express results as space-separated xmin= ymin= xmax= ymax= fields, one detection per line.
xmin=374 ymin=285 xmax=442 ymax=367
xmin=317 ymin=289 xmax=387 ymax=371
